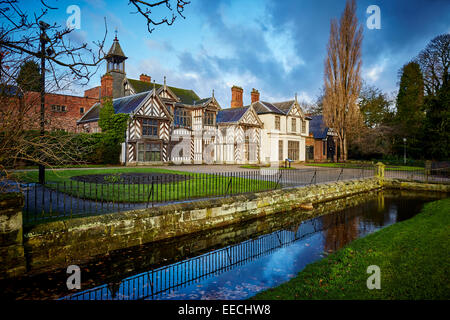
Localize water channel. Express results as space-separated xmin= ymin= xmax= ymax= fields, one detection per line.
xmin=1 ymin=189 xmax=447 ymax=300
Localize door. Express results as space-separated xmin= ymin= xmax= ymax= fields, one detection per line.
xmin=306 ymin=145 xmax=314 ymax=161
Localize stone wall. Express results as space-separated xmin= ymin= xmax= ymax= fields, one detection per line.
xmin=23 ymin=178 xmax=382 ymax=273
xmin=0 ymin=193 xmax=26 ymax=279
xmin=383 ymin=179 xmax=450 ymax=192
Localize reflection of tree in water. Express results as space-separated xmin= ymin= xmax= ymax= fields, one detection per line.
xmin=322 ymin=207 xmax=360 ymax=252
xmin=107 ymin=279 xmax=123 ymax=299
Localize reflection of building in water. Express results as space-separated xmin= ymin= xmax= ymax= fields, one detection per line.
xmin=322 ymin=211 xmax=359 ymax=252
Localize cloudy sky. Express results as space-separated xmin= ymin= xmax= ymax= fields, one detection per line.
xmin=22 ymin=0 xmax=450 ymax=107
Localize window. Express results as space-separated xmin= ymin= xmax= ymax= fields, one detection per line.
xmin=275 ymin=116 xmax=280 ymax=130
xmin=203 ymin=111 xmax=215 ymax=126
xmin=302 ymin=120 xmax=306 ymax=134
xmin=142 ymin=119 xmax=158 ymax=137
xmin=323 ymin=141 xmax=326 ymax=155
xmin=137 ymin=143 xmax=161 ymax=162
xmin=51 ymin=105 xmax=67 ymax=112
xmin=291 ymin=118 xmax=296 ymax=132
xmin=80 ymin=107 xmax=85 ymax=115
xmin=174 ymin=108 xmax=191 ymax=128
xmin=288 ymin=140 xmax=299 ymax=160
xmin=278 ymin=140 xmax=283 ymax=161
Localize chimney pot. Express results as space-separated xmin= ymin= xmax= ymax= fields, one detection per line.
xmin=251 ymin=88 xmax=260 ymax=104
xmin=140 ymin=74 xmax=151 ymax=83
xmin=231 ymin=85 xmax=243 ymax=108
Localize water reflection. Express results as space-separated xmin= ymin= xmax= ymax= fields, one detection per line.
xmin=61 ymin=191 xmax=447 ymax=300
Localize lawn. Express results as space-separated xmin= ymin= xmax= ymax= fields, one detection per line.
xmin=14 ymin=167 xmax=278 ymax=203
xmin=252 ymin=197 xmax=450 ymax=300
xmin=305 ymin=162 xmax=424 ymax=171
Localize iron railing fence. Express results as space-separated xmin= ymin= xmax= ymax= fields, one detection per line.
xmin=385 ymin=167 xmax=450 ymax=183
xmin=22 ymin=167 xmax=375 ymax=226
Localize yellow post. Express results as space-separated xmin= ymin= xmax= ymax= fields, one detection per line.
xmin=376 ymin=162 xmax=385 ymax=179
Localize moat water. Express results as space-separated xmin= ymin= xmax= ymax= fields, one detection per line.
xmin=1 ymin=189 xmax=447 ymax=300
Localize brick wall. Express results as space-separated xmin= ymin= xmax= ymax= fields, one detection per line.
xmin=22 ymin=92 xmax=99 ymax=132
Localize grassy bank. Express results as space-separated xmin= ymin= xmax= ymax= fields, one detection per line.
xmin=253 ymin=197 xmax=450 ymax=300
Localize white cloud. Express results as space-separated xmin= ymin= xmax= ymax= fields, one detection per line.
xmin=364 ymin=59 xmax=388 ymax=82
xmin=263 ymin=23 xmax=304 ymax=74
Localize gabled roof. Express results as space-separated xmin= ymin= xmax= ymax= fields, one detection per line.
xmin=127 ymin=79 xmax=200 ymax=105
xmin=252 ymin=101 xmax=284 ymax=115
xmin=216 ymin=107 xmax=249 ymax=123
xmin=272 ymin=100 xmax=295 ymax=114
xmin=78 ymin=91 xmax=151 ymax=123
xmin=216 ymin=106 xmax=262 ymax=126
xmin=309 ymin=115 xmax=329 ymax=139
xmin=194 ymin=97 xmax=212 ymax=105
xmin=113 ymin=91 xmax=150 ymax=114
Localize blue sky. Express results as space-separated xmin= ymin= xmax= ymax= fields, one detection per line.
xmin=21 ymin=0 xmax=450 ymax=107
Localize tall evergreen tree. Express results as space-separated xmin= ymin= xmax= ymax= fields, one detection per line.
xmin=423 ymin=78 xmax=450 ymax=160
xmin=395 ymin=62 xmax=425 ymax=158
xmin=396 ymin=62 xmax=425 ymax=133
xmin=16 ymin=60 xmax=41 ymax=92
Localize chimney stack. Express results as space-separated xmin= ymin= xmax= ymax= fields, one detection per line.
xmin=100 ymin=74 xmax=114 ymax=99
xmin=251 ymin=88 xmax=260 ymax=104
xmin=231 ymin=85 xmax=243 ymax=108
xmin=140 ymin=74 xmax=151 ymax=83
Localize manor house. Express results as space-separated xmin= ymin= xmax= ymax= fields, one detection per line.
xmin=77 ymin=36 xmax=312 ymax=165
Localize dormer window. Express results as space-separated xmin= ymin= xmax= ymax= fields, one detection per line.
xmin=291 ymin=118 xmax=296 ymax=132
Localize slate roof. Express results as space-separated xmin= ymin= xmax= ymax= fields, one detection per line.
xmin=127 ymin=79 xmax=200 ymax=105
xmin=0 ymin=84 xmax=22 ymax=97
xmin=309 ymin=115 xmax=329 ymax=139
xmin=272 ymin=100 xmax=295 ymax=114
xmin=251 ymin=101 xmax=284 ymax=115
xmin=216 ymin=107 xmax=249 ymax=123
xmin=106 ymin=38 xmax=127 ymax=59
xmin=194 ymin=97 xmax=212 ymax=105
xmin=78 ymin=91 xmax=151 ymax=123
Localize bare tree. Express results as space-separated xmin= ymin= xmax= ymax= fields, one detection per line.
xmin=0 ymin=0 xmax=191 ymax=189
xmin=129 ymin=0 xmax=191 ymax=33
xmin=417 ymin=33 xmax=449 ymax=96
xmin=322 ymin=0 xmax=363 ymax=162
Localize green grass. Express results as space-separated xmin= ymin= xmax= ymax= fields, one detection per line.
xmin=252 ymin=197 xmax=450 ymax=300
xmin=305 ymin=162 xmax=424 ymax=172
xmin=14 ymin=168 xmax=277 ymax=203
